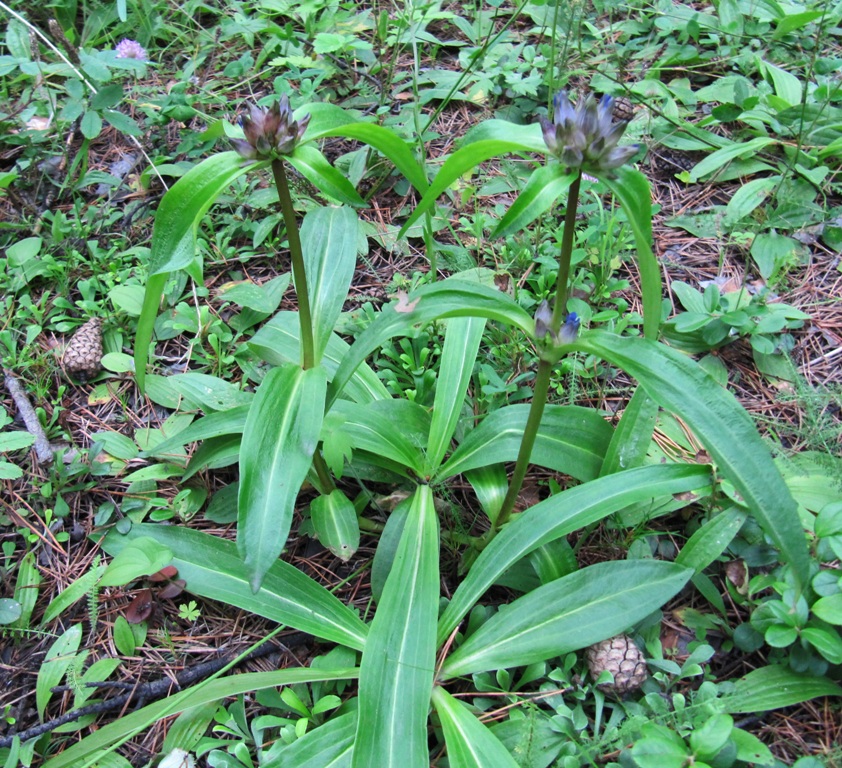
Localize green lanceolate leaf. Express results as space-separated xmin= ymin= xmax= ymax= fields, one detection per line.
xmin=721 ymin=666 xmax=842 ymax=713
xmin=249 ymin=312 xmax=389 ymax=403
xmin=426 ymin=317 xmax=486 ymax=473
xmin=329 ymin=399 xmax=431 ymax=476
xmin=134 ymin=152 xmax=261 ymax=389
xmin=442 ymin=560 xmax=692 ymax=679
xmin=398 ymin=134 xmax=545 ymax=239
xmin=287 ymin=144 xmax=366 ymax=207
xmin=319 ymin=122 xmax=429 ymax=193
xmin=42 ymin=668 xmax=359 ymax=768
xmin=592 ymin=167 xmax=660 ymax=340
xmin=311 ymin=490 xmax=360 ymax=562
xmin=432 ymin=687 xmax=519 ymax=768
xmin=37 ymin=625 xmax=83 ymax=721
xmin=100 ymin=524 xmax=367 ymax=649
xmin=491 ymin=164 xmax=576 ymax=239
xmin=565 ymin=331 xmax=811 ymax=588
xmin=353 ymin=486 xmax=439 ymax=768
xmin=599 ymin=386 xmax=659 ymax=476
xmin=436 ymin=405 xmax=612 ymax=482
xmin=302 ymin=206 xmax=360 ymax=363
xmin=262 ymin=711 xmax=356 ymax=768
xmin=139 ymin=405 xmax=251 ymax=460
xmin=437 ymin=464 xmax=711 ymax=645
xmin=238 ymin=364 xmax=327 ymax=591
xmin=675 ymin=506 xmax=748 ymax=573
xmin=328 ymin=278 xmax=533 ymax=409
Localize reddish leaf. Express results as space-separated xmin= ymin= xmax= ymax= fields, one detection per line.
xmin=125 ymin=588 xmax=154 ymax=624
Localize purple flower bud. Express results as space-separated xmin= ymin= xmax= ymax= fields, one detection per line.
xmin=115 ymin=39 xmax=148 ymax=61
xmin=232 ymin=96 xmax=310 ymax=161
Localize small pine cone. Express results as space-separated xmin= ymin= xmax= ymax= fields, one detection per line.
xmin=585 ymin=634 xmax=648 ymax=695
xmin=612 ymin=97 xmax=635 ymax=122
xmin=63 ymin=318 xmax=103 ymax=382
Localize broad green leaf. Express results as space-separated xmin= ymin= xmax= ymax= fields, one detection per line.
xmin=287 ymin=144 xmax=366 ymax=207
xmin=327 ymin=278 xmax=533 ymax=409
xmin=11 ymin=551 xmax=40 ymax=630
xmin=593 ymin=167 xmax=660 ymax=340
xmin=311 ymin=490 xmax=360 ymax=562
xmin=436 ymin=405 xmax=612 ymax=482
xmin=329 ymin=399 xmax=430 ymax=476
xmin=442 ymin=560 xmax=692 ymax=678
xmin=299 ymin=102 xmax=361 ymax=138
xmin=563 ymin=331 xmax=811 ymax=588
xmin=599 ymin=386 xmax=658 ymax=475
xmin=303 ymin=207 xmax=360 ymax=363
xmin=140 ymin=406 xmax=250 ymax=460
xmin=250 ymin=312 xmax=389 ymax=404
xmin=675 ymin=506 xmax=748 ymax=573
xmin=41 ymin=563 xmax=107 ymax=625
xmin=100 ymin=524 xmax=367 ymax=649
xmin=721 ymin=666 xmax=842 ymax=712
xmin=772 ymin=10 xmax=823 ymax=38
xmin=437 ymin=464 xmax=710 ymax=644
xmin=353 ymin=487 xmax=438 ymax=768
xmin=319 ymin=122 xmax=429 ymax=193
xmin=398 ymin=136 xmax=545 ymax=239
xmin=163 ymin=373 xmax=254 ymax=411
xmin=426 ymin=317 xmax=486 ymax=472
xmin=239 ymin=365 xmax=327 ymax=591
xmin=99 ymin=536 xmax=173 ymax=586
xmin=465 ymin=464 xmax=508 ymax=525
xmin=758 ymin=58 xmax=802 ymax=105
xmin=689 ymin=137 xmax=776 ymax=182
xmin=432 ymin=687 xmax=519 ymax=768
xmin=37 ymin=625 xmax=83 ymax=721
xmin=370 ymin=497 xmax=411 ymax=602
xmin=724 ymin=176 xmax=780 ymax=226
xmin=491 ymin=165 xmax=576 ymax=239
xmin=460 ymin=120 xmax=545 ymax=151
xmin=134 ymin=152 xmax=261 ymax=388
xmin=42 ymin=668 xmax=358 ymax=768
xmin=262 ymin=711 xmax=356 ymax=768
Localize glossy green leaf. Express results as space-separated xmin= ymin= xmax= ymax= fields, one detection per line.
xmin=426 ymin=317 xmax=486 ymax=472
xmin=593 ymin=167 xmax=660 ymax=340
xmin=99 ymin=536 xmax=173 ymax=586
xmin=599 ymin=386 xmax=658 ymax=475
xmin=442 ymin=560 xmax=692 ymax=678
xmin=311 ymin=490 xmax=360 ymax=562
xmin=262 ymin=711 xmax=356 ymax=768
xmin=287 ymin=144 xmax=366 ymax=207
xmin=239 ymin=364 xmax=327 ymax=591
xmin=689 ymin=137 xmax=776 ymax=182
xmin=721 ymin=666 xmax=842 ymax=712
xmin=437 ymin=464 xmax=710 ymax=645
xmin=41 ymin=564 xmax=106 ymax=625
xmin=460 ymin=119 xmax=545 ymax=151
xmin=42 ymin=668 xmax=358 ymax=768
xmin=140 ymin=406 xmax=250 ymax=460
xmin=564 ymin=331 xmax=811 ymax=588
xmin=329 ymin=399 xmax=430 ymax=476
xmin=432 ymin=687 xmax=519 ymax=768
xmin=37 ymin=624 xmax=83 ymax=721
xmin=465 ymin=464 xmax=508 ymax=525
xmin=134 ymin=153 xmax=260 ymax=389
xmin=249 ymin=312 xmax=389 ymax=404
xmin=491 ymin=164 xmax=576 ymax=239
xmin=327 ymin=278 xmax=533 ymax=408
xmin=100 ymin=524 xmax=367 ymax=649
xmin=11 ymin=551 xmax=40 ymax=630
xmin=397 ymin=137 xmax=544 ymax=239
xmin=319 ymin=122 xmax=429 ymax=193
xmin=303 ymin=207 xmax=360 ymax=363
xmin=353 ymin=486 xmax=438 ymax=768
xmin=676 ymin=506 xmax=748 ymax=573
xmin=436 ymin=405 xmax=612 ymax=482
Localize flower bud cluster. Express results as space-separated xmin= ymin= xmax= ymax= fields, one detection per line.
xmin=231 ymin=95 xmax=310 ymax=160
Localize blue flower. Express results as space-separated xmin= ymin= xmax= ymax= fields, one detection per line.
xmin=559 ymin=312 xmax=581 ymax=344
xmin=231 ymin=95 xmax=310 ymax=160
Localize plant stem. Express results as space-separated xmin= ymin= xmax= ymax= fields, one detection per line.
xmin=549 ymin=170 xmax=582 ymax=334
xmin=493 ymin=169 xmax=583 ymax=531
xmin=272 ymin=159 xmax=315 ymax=370
xmin=493 ymin=359 xmax=553 ymax=530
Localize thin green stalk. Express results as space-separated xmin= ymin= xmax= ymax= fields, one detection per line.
xmin=271 ymin=159 xmax=315 ymax=370
xmin=550 ymin=170 xmax=582 ymax=333
xmin=494 ymin=358 xmax=554 ymax=530
xmin=494 ymin=170 xmax=583 ymax=531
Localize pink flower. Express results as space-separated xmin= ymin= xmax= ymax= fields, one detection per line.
xmin=115 ymin=39 xmax=148 ymax=61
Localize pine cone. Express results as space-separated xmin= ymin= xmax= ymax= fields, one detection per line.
xmin=63 ymin=318 xmax=103 ymax=382
xmin=585 ymin=634 xmax=648 ymax=695
xmin=612 ymin=97 xmax=635 ymax=122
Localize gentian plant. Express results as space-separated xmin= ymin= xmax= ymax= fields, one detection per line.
xmin=53 ymin=89 xmax=814 ymax=768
